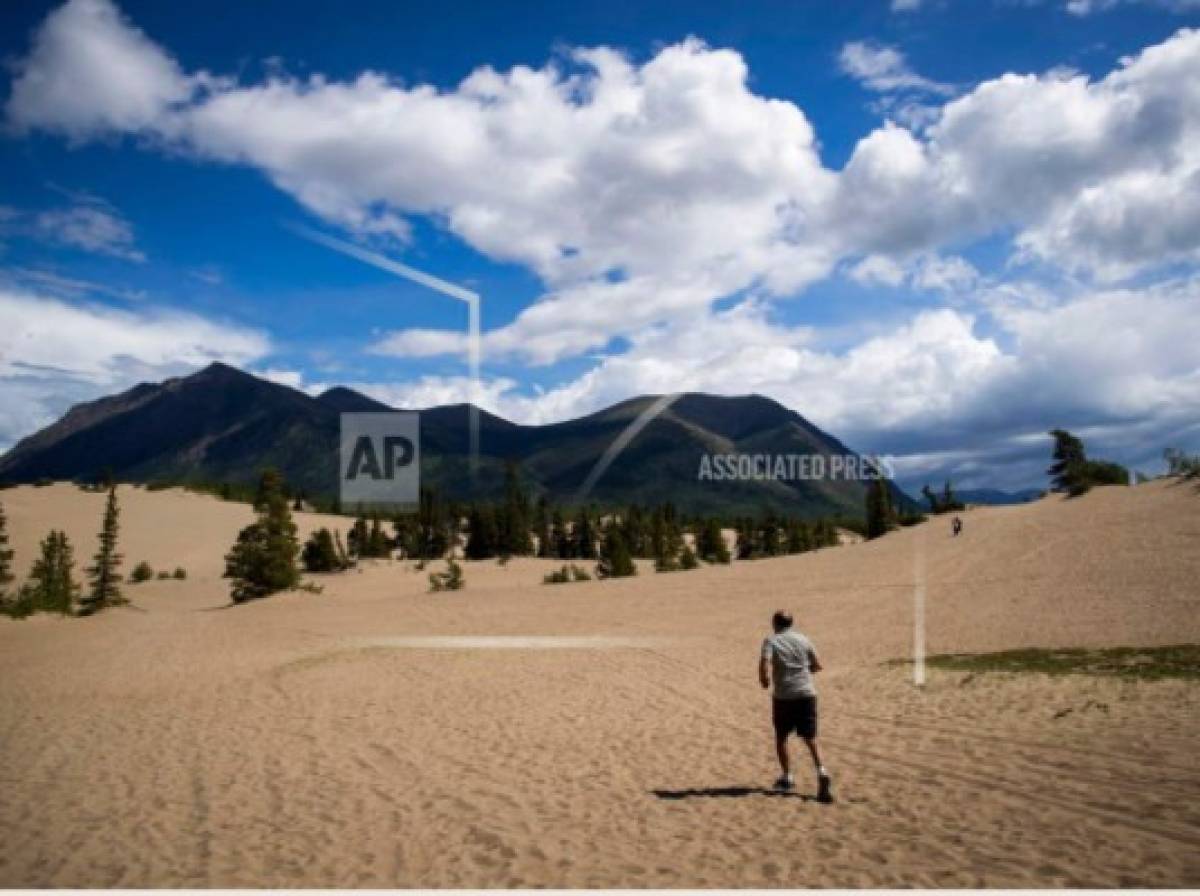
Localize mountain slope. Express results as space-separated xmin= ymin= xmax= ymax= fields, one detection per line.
xmin=0 ymin=363 xmax=904 ymax=517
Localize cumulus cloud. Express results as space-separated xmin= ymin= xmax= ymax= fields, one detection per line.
xmin=0 ymin=288 xmax=270 ymax=449
xmin=4 ymin=0 xmax=1200 ymax=485
xmin=838 ymin=41 xmax=954 ymax=95
xmin=339 ymin=279 xmax=1200 ymax=488
xmin=8 ymin=0 xmax=1200 ymax=360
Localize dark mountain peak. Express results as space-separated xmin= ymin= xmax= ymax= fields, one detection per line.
xmin=316 ymin=386 xmax=394 ymax=414
xmin=0 ymin=362 xmax=897 ymax=517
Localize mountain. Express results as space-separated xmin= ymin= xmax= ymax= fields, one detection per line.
xmin=956 ymin=488 xmax=1043 ymax=506
xmin=0 ymin=363 xmax=909 ymax=518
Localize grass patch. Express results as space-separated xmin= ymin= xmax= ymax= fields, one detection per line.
xmin=894 ymin=644 xmax=1200 ymax=681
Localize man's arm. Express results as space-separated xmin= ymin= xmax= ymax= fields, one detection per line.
xmin=759 ymin=656 xmax=771 ymax=689
xmin=809 ymin=648 xmax=823 ymax=674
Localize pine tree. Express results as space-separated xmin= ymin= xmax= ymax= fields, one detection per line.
xmin=499 ymin=461 xmax=534 ymax=556
xmin=224 ymin=470 xmax=300 ymax=603
xmin=534 ymin=497 xmax=552 ymax=558
xmin=679 ymin=544 xmax=699 ymax=570
xmin=465 ymin=505 xmax=499 ymax=560
xmin=596 ymin=524 xmax=636 ymax=578
xmin=576 ymin=509 xmax=597 ymax=560
xmin=23 ymin=530 xmax=79 ymax=615
xmin=1047 ymin=428 xmax=1087 ymax=494
xmin=696 ymin=518 xmax=730 ymax=564
xmin=0 ymin=502 xmax=14 ymax=607
xmin=865 ymin=476 xmax=895 ymax=540
xmin=551 ymin=508 xmax=572 ymax=559
xmin=80 ymin=486 xmax=124 ymax=615
xmin=735 ymin=519 xmax=756 ymax=560
xmin=302 ymin=528 xmax=342 ymax=572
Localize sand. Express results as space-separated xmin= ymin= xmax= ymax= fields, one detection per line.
xmin=0 ymin=479 xmax=1198 ymax=887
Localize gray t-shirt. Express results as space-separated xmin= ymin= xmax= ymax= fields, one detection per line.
xmin=761 ymin=630 xmax=818 ymax=699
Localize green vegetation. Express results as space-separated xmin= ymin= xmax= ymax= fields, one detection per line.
xmin=302 ymin=527 xmax=350 ymax=572
xmin=224 ymin=468 xmax=300 ymax=603
xmin=921 ymin=481 xmax=964 ymax=514
xmin=1048 ymin=429 xmax=1129 ymax=496
xmin=18 ymin=530 xmax=79 ymax=616
xmin=80 ymin=486 xmax=125 ymax=616
xmin=909 ymin=645 xmax=1200 ymax=681
xmin=130 ymin=562 xmax=154 ymax=583
xmin=428 ymin=557 xmax=465 ymax=592
xmin=543 ymin=563 xmax=592 ymax=584
xmin=865 ymin=474 xmax=896 ymax=540
xmin=0 ymin=502 xmax=14 ymax=608
xmin=596 ymin=527 xmax=636 ymax=579
xmin=1164 ymin=447 xmax=1200 ymax=480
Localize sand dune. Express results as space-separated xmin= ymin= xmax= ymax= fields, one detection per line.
xmin=1 ymin=480 xmax=1198 ymax=886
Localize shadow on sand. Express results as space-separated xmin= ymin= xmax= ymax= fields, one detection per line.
xmin=651 ymin=786 xmax=815 ymax=802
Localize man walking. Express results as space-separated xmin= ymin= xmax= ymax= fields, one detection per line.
xmin=759 ymin=610 xmax=832 ymax=802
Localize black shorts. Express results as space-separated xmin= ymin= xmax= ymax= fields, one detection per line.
xmin=772 ymin=695 xmax=818 ymax=739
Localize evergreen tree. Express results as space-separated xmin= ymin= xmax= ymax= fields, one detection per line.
xmin=551 ymin=508 xmax=572 ymax=559
xmin=679 ymin=544 xmax=700 ymax=570
xmin=224 ymin=470 xmax=300 ymax=603
xmin=253 ymin=468 xmax=285 ymax=512
xmin=534 ymin=497 xmax=552 ymax=558
xmin=0 ymin=502 xmax=13 ymax=606
xmin=80 ymin=486 xmax=124 ymax=615
xmin=302 ymin=528 xmax=342 ymax=572
xmin=576 ymin=509 xmax=597 ymax=560
xmin=498 ymin=461 xmax=534 ymax=556
xmin=735 ymin=518 xmax=757 ymax=560
xmin=416 ymin=487 xmax=449 ymax=560
xmin=596 ymin=524 xmax=636 ymax=579
xmin=1047 ymin=428 xmax=1087 ymax=494
xmin=865 ymin=476 xmax=895 ymax=540
xmin=334 ymin=529 xmax=351 ymax=568
xmin=23 ymin=530 xmax=79 ymax=615
xmin=465 ymin=505 xmax=499 ymax=560
xmin=367 ymin=516 xmax=390 ymax=557
xmin=696 ymin=518 xmax=730 ymax=564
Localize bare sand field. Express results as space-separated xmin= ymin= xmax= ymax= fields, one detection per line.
xmin=1 ymin=480 xmax=1198 ymax=887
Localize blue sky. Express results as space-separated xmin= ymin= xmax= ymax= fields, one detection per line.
xmin=1 ymin=0 xmax=1199 ymax=492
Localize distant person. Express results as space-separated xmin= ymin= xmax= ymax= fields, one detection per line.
xmin=952 ymin=516 xmax=963 ymax=537
xmin=759 ymin=610 xmax=832 ymax=802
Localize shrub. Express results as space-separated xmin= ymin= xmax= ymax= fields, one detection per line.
xmin=679 ymin=546 xmax=699 ymax=570
xmin=224 ymin=469 xmax=300 ymax=603
xmin=130 ymin=562 xmax=154 ymax=583
xmin=544 ymin=563 xmax=593 ymax=585
xmin=429 ymin=558 xmax=465 ymax=592
xmin=173 ymin=567 xmax=187 ymax=580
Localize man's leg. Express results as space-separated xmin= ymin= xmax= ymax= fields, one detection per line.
xmin=804 ymin=736 xmax=834 ymax=803
xmin=775 ymin=733 xmax=791 ymax=777
xmin=802 ymin=736 xmax=823 ymax=772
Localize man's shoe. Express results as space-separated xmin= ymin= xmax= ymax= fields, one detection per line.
xmin=817 ymin=771 xmax=834 ymax=804
xmin=773 ymin=774 xmax=795 ymax=791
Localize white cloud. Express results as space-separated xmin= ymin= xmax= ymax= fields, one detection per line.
xmin=838 ymin=41 xmax=954 ymax=95
xmin=4 ymin=0 xmax=1200 ymax=487
xmin=328 ymin=277 xmax=1200 ymax=489
xmin=891 ymin=0 xmax=924 ymax=10
xmin=4 ymin=0 xmax=210 ymax=140
xmin=1066 ymin=0 xmax=1200 ymax=14
xmin=0 ymin=288 xmax=270 ymax=449
xmin=33 ymin=203 xmax=145 ymax=261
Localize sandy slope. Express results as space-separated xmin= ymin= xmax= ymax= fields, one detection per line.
xmin=0 ymin=480 xmax=1198 ymax=887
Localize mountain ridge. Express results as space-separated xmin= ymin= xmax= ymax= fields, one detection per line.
xmin=0 ymin=363 xmax=909 ymax=518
